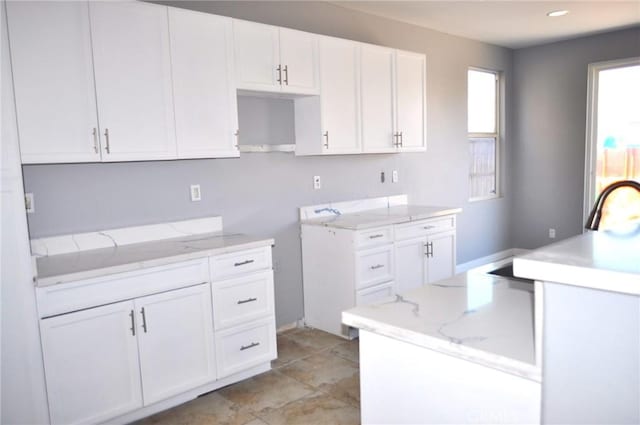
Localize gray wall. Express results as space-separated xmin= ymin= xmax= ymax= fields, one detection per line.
xmin=511 ymin=27 xmax=640 ymax=249
xmin=22 ymin=1 xmax=514 ymax=327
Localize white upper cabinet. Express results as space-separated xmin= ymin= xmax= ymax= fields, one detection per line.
xmin=360 ymin=44 xmax=396 ymax=153
xmin=234 ymin=20 xmax=318 ymax=95
xmin=89 ymin=1 xmax=177 ymax=161
xmin=6 ymin=1 xmax=101 ymax=164
xmin=395 ymin=50 xmax=427 ymax=152
xmin=169 ymin=8 xmax=239 ymax=159
xmin=318 ymin=36 xmax=361 ymax=154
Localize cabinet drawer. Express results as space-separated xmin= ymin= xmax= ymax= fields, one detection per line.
xmin=212 ymin=270 xmax=274 ymax=330
xmin=215 ymin=318 xmax=277 ymax=378
xmin=355 ymin=226 xmax=393 ymax=248
xmin=209 ymin=246 xmax=272 ymax=280
xmin=36 ymin=258 xmax=210 ymax=318
xmin=394 ymin=216 xmax=455 ymax=241
xmin=356 ymin=281 xmax=394 ymax=306
xmin=356 ymin=245 xmax=395 ymax=290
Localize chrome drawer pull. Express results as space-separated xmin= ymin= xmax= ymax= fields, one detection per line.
xmin=369 ymin=234 xmax=384 ymax=239
xmin=370 ymin=264 xmax=384 ymax=270
xmin=129 ymin=310 xmax=135 ymax=336
xmin=423 ymin=225 xmax=435 ymax=230
xmin=240 ymin=342 xmax=260 ymax=351
xmin=234 ymin=259 xmax=255 ymax=267
xmin=237 ymin=297 xmax=258 ymax=305
xmin=140 ymin=307 xmax=148 ymax=333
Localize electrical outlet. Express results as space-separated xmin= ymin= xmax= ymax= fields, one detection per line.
xmin=190 ymin=184 xmax=201 ymax=202
xmin=25 ymin=193 xmax=34 ymax=213
xmin=392 ymin=170 xmax=399 ymax=183
xmin=313 ymin=176 xmax=321 ymax=190
xmin=548 ymin=228 xmax=556 ymax=239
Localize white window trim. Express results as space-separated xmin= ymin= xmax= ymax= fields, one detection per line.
xmin=583 ymin=56 xmax=640 ymax=227
xmin=468 ymin=67 xmax=501 ymax=202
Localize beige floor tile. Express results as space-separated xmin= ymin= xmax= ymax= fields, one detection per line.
xmin=137 ymin=392 xmax=257 ymax=425
xmin=328 ymin=339 xmax=360 ymax=363
xmin=278 ymin=352 xmax=359 ymax=390
xmin=288 ymin=327 xmax=346 ymax=351
xmin=323 ymin=374 xmax=360 ymax=408
xmin=257 ymin=391 xmax=360 ymax=425
xmin=217 ymin=370 xmax=314 ymax=414
xmin=271 ymin=334 xmax=316 ymax=368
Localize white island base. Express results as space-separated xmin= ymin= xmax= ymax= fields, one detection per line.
xmin=359 ymin=330 xmax=540 ymax=424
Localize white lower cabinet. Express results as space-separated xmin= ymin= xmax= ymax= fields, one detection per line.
xmin=40 ymin=300 xmax=143 ymax=425
xmin=215 ymin=318 xmax=277 ymax=378
xmin=301 ymin=214 xmax=457 ymax=337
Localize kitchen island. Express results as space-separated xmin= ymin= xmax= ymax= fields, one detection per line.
xmin=514 ymin=230 xmax=640 ymax=424
xmin=343 ymin=267 xmax=541 ymax=424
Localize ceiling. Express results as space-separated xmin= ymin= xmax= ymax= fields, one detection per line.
xmin=333 ymin=1 xmax=640 ymax=49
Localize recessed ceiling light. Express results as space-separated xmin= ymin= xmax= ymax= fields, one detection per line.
xmin=547 ymin=10 xmax=569 ymax=17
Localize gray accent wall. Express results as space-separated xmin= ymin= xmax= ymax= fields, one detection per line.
xmin=511 ymin=27 xmax=640 ymax=249
xmin=23 ymin=1 xmax=515 ymax=327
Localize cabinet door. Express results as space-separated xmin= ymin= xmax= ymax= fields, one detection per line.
xmin=135 ymin=284 xmax=216 ymax=405
xmin=396 ymin=50 xmax=426 ymax=152
xmin=89 ymin=2 xmax=176 ymax=161
xmin=233 ymin=20 xmax=280 ymax=92
xmin=395 ymin=236 xmax=427 ymax=294
xmin=169 ymin=8 xmax=239 ymax=159
xmin=361 ymin=44 xmax=396 ymax=153
xmin=279 ymin=28 xmax=318 ymax=95
xmin=318 ymin=36 xmax=361 ymax=154
xmin=40 ymin=301 xmax=142 ymax=425
xmin=427 ymin=231 xmax=456 ymax=284
xmin=6 ymin=1 xmax=100 ymax=164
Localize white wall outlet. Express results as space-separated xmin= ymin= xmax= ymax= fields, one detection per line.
xmin=548 ymin=228 xmax=556 ymax=239
xmin=190 ymin=184 xmax=201 ymax=202
xmin=313 ymin=175 xmax=321 ymax=190
xmin=25 ymin=193 xmax=34 ymax=213
xmin=392 ymin=170 xmax=399 ymax=183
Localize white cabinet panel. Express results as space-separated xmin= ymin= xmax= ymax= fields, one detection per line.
xmin=395 ymin=50 xmax=426 ymax=152
xmin=7 ymin=1 xmax=100 ymax=163
xmin=356 ymin=244 xmax=395 ymax=290
xmin=215 ymin=318 xmax=277 ymax=378
xmin=136 ymin=284 xmax=216 ymax=405
xmin=233 ymin=20 xmax=280 ymax=91
xmin=209 ymin=246 xmax=272 ymax=281
xmin=356 ymin=282 xmax=395 ymax=306
xmin=40 ymin=301 xmax=142 ymax=425
xmin=89 ymin=1 xmax=176 ymax=161
xmin=427 ymin=231 xmax=456 ymax=284
xmin=279 ymin=28 xmax=318 ymax=94
xmin=395 ymin=236 xmax=427 ymax=294
xmin=318 ymin=36 xmax=361 ymax=153
xmin=169 ymin=8 xmax=238 ymax=159
xmin=361 ymin=44 xmax=396 ymax=153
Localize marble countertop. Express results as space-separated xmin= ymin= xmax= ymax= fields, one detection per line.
xmin=513 ymin=231 xmax=640 ymax=295
xmin=301 ymin=205 xmax=462 ymax=230
xmin=35 ymin=232 xmax=274 ymax=287
xmin=342 ymin=271 xmax=540 ymax=382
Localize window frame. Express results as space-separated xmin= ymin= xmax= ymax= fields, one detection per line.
xmin=468 ymin=67 xmax=501 ymax=202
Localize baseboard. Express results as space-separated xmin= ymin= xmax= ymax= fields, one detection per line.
xmin=456 ymin=248 xmax=530 ymax=274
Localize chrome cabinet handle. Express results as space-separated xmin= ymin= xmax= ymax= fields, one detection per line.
xmin=234 ymin=259 xmax=254 ymax=267
xmin=237 ymin=297 xmax=257 ymax=305
xmin=140 ymin=307 xmax=148 ymax=333
xmin=283 ymin=65 xmax=289 ymax=85
xmin=369 ymin=234 xmax=384 ymax=239
xmin=240 ymin=342 xmax=260 ymax=351
xmin=234 ymin=129 xmax=239 ymax=148
xmin=129 ymin=310 xmax=135 ymax=336
xmin=92 ymin=128 xmax=99 ymax=153
xmin=393 ymin=132 xmax=400 ymax=147
xmin=423 ymin=225 xmax=435 ymax=230
xmin=104 ymin=128 xmax=110 ymax=154
xmin=428 ymin=242 xmax=434 ymax=257
xmin=399 ymin=131 xmax=403 ymax=147
xmin=276 ymin=65 xmax=282 ymax=84
xmin=370 ymin=264 xmax=384 ymax=270
xmin=323 ymin=131 xmax=329 ymax=149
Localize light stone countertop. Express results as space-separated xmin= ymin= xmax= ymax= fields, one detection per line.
xmin=35 ymin=232 xmax=274 ymax=287
xmin=342 ymin=271 xmax=540 ymax=382
xmin=300 ymin=205 xmax=462 ymax=230
xmin=513 ymin=230 xmax=640 ymax=295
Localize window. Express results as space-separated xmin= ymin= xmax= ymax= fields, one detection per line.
xmin=584 ymin=57 xmax=640 ymax=230
xmin=468 ymin=68 xmax=500 ymax=201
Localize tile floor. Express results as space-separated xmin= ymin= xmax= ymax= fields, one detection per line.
xmin=138 ymin=328 xmax=360 ymax=425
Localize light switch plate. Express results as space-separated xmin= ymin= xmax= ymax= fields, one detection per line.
xmin=25 ymin=193 xmax=34 ymax=213
xmin=190 ymin=184 xmax=201 ymax=202
xmin=392 ymin=170 xmax=399 ymax=183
